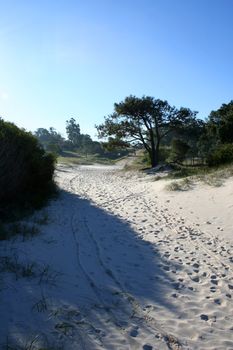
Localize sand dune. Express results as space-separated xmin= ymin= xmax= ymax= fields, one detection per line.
xmin=0 ymin=164 xmax=233 ymax=349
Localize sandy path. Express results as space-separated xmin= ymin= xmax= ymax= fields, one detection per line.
xmin=1 ymin=164 xmax=233 ymax=349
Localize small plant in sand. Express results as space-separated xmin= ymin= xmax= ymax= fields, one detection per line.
xmin=0 ymin=255 xmax=60 ymax=286
xmin=0 ymin=255 xmax=37 ymax=280
xmin=21 ymin=262 xmax=37 ymax=278
xmin=165 ymin=178 xmax=193 ymax=191
xmin=32 ymin=292 xmax=49 ymax=313
xmin=153 ymin=175 xmax=162 ymax=181
xmin=38 ymin=264 xmax=61 ymax=286
xmin=199 ymin=174 xmax=224 ymax=187
xmin=3 ymin=222 xmax=40 ymax=240
xmin=55 ymin=322 xmax=74 ymax=336
xmin=0 ymin=255 xmax=22 ymax=276
xmin=3 ymin=334 xmax=64 ymax=350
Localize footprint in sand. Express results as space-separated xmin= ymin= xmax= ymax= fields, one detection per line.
xmin=192 ymin=276 xmax=200 ymax=283
xmin=130 ymin=327 xmax=139 ymax=338
xmin=163 ymin=265 xmax=170 ymax=271
xmin=210 ymin=275 xmax=218 ymax=285
xmin=143 ymin=345 xmax=153 ymax=350
xmin=200 ymin=314 xmax=209 ymax=321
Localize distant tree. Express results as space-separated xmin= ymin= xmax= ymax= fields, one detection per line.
xmin=66 ymin=118 xmax=81 ymax=147
xmin=34 ymin=127 xmax=64 ymax=155
xmin=96 ymin=95 xmax=198 ymax=167
xmin=34 ymin=128 xmax=51 ymax=143
xmin=79 ymin=134 xmax=93 ymax=155
xmin=207 ymin=101 xmax=233 ymax=144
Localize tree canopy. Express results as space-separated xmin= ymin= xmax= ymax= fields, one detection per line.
xmin=207 ymin=100 xmax=233 ymax=144
xmin=34 ymin=127 xmax=65 ymax=154
xmin=66 ymin=118 xmax=81 ymax=147
xmin=96 ymin=95 xmax=198 ymax=167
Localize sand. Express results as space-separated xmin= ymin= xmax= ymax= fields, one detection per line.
xmin=0 ymin=164 xmax=233 ymax=349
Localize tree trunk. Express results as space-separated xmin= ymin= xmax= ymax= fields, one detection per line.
xmin=148 ymin=130 xmax=160 ymax=167
xmin=149 ymin=149 xmax=156 ymax=167
xmin=149 ymin=143 xmax=159 ymax=167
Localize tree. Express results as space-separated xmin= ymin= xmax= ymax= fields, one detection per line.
xmin=207 ymin=101 xmax=233 ymax=144
xmin=34 ymin=127 xmax=65 ymax=154
xmin=207 ymin=144 xmax=233 ymax=166
xmin=96 ymin=95 xmax=198 ymax=167
xmin=170 ymin=139 xmax=190 ymax=164
xmin=66 ymin=118 xmax=81 ymax=147
xmin=34 ymin=128 xmax=51 ymax=143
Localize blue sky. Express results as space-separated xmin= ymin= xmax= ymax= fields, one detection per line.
xmin=0 ymin=0 xmax=233 ymax=139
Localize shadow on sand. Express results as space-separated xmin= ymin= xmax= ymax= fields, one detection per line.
xmin=2 ymin=188 xmax=184 ymax=349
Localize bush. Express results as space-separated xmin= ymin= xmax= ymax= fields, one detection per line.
xmin=169 ymin=139 xmax=190 ymax=163
xmin=0 ymin=119 xmax=56 ymax=221
xmin=159 ymin=146 xmax=170 ymax=162
xmin=207 ymin=144 xmax=233 ymax=166
xmin=165 ymin=178 xmax=192 ymax=191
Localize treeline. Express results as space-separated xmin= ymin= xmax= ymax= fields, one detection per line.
xmin=96 ymin=96 xmax=233 ymax=168
xmin=34 ymin=118 xmax=129 ymax=159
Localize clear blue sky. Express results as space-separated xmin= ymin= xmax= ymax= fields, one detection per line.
xmin=0 ymin=0 xmax=233 ymax=139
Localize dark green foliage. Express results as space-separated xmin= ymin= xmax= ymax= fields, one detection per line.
xmin=102 ymin=137 xmax=129 ymax=152
xmin=158 ymin=146 xmax=170 ymax=162
xmin=65 ymin=118 xmax=105 ymax=155
xmin=207 ymin=144 xmax=233 ymax=166
xmin=66 ymin=118 xmax=81 ymax=146
xmin=170 ymin=139 xmax=190 ymax=163
xmin=0 ymin=119 xmax=56 ymax=222
xmin=34 ymin=127 xmax=65 ymax=155
xmin=197 ymin=131 xmax=216 ymax=160
xmin=96 ymin=95 xmax=198 ymax=167
xmin=46 ymin=142 xmax=62 ymax=155
xmin=200 ymin=101 xmax=233 ymax=166
xmin=168 ymin=165 xmax=198 ymax=178
xmin=207 ymin=101 xmax=233 ymax=144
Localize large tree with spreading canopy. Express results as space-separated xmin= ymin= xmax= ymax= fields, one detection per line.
xmin=96 ymin=95 xmax=198 ymax=167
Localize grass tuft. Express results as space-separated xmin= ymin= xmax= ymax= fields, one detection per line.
xmin=165 ymin=178 xmax=193 ymax=191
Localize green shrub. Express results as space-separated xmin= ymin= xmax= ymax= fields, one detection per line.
xmin=169 ymin=139 xmax=190 ymax=163
xmin=0 ymin=119 xmax=56 ymax=221
xmin=207 ymin=144 xmax=233 ymax=166
xmin=159 ymin=146 xmax=170 ymax=162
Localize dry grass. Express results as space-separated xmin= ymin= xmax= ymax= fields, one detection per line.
xmin=165 ymin=178 xmax=193 ymax=191
xmin=165 ymin=163 xmax=233 ymax=190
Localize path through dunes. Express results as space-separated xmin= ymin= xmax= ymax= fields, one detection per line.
xmin=1 ymin=164 xmax=233 ymax=349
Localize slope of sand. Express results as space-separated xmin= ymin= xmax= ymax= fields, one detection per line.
xmin=151 ymin=177 xmax=233 ymax=243
xmin=0 ymin=164 xmax=233 ymax=349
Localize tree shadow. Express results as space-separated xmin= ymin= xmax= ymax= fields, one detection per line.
xmin=1 ymin=189 xmax=185 ymax=349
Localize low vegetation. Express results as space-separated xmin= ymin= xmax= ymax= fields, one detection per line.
xmin=165 ymin=163 xmax=233 ymax=191
xmin=165 ymin=178 xmax=193 ymax=191
xmin=57 ymin=151 xmax=117 ymax=166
